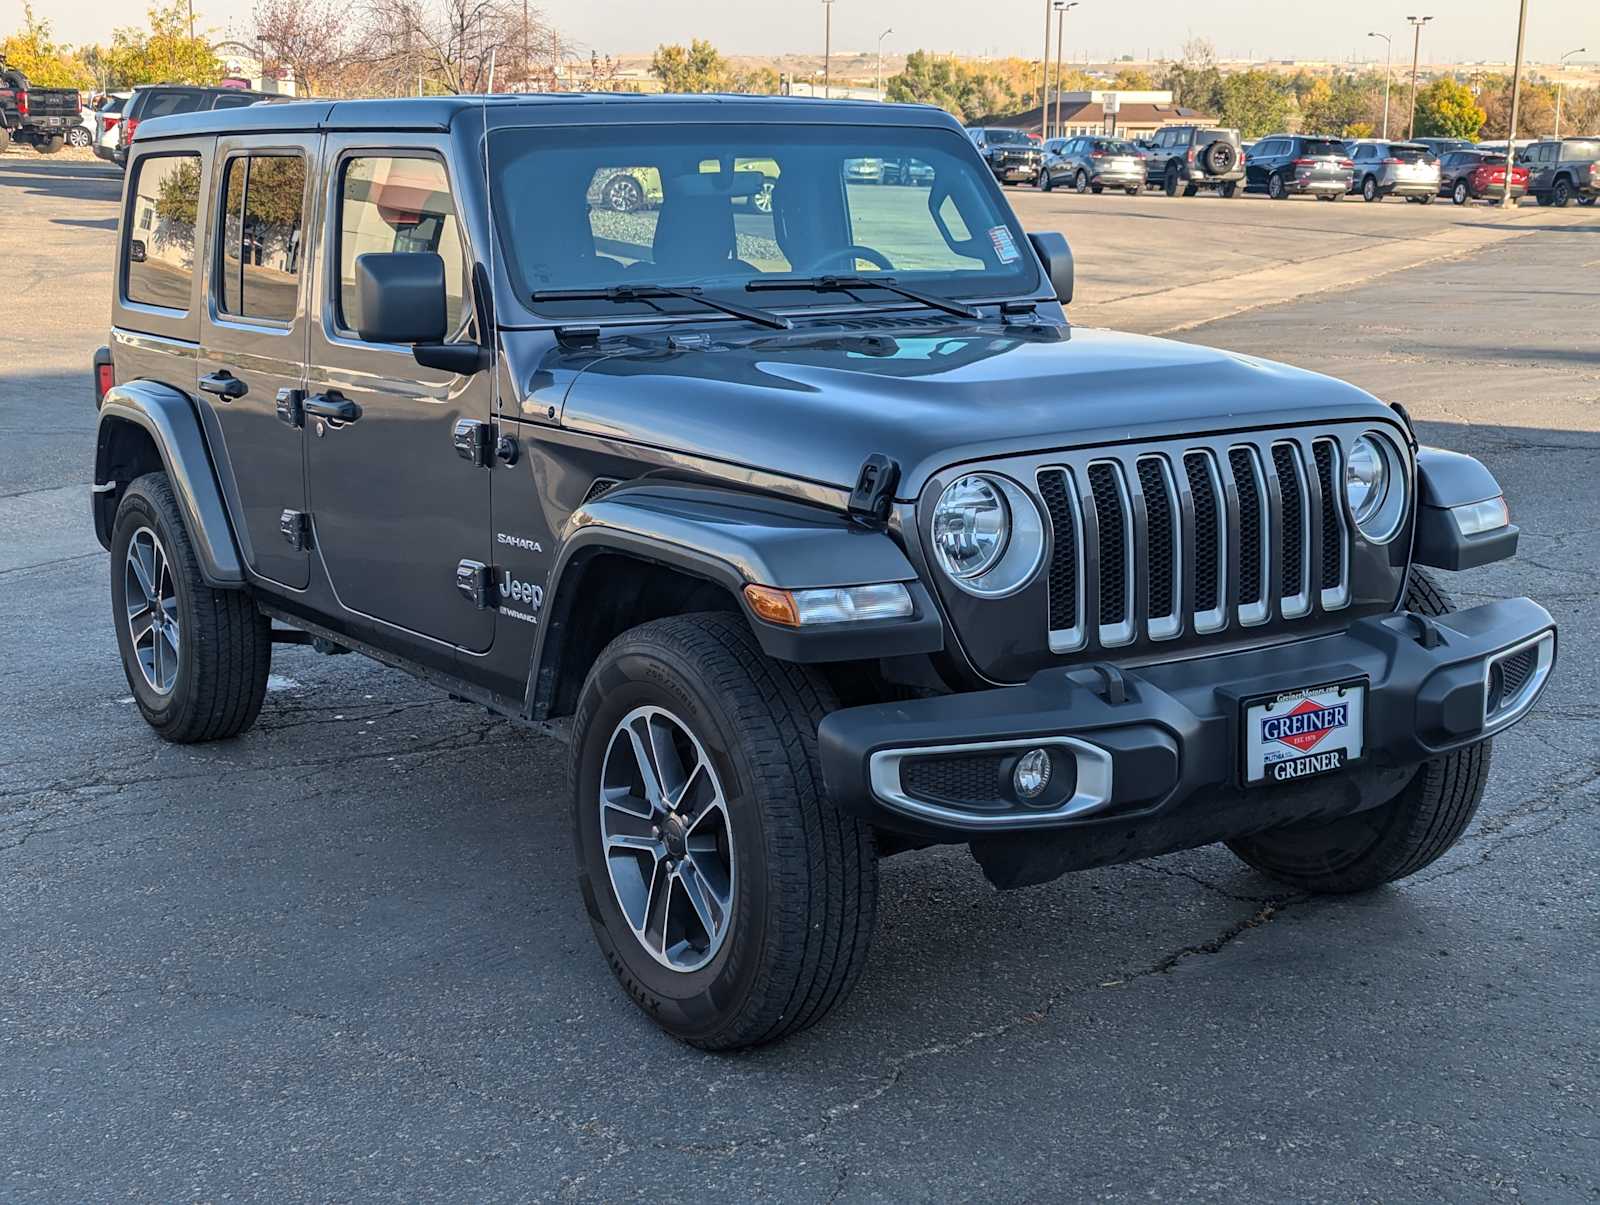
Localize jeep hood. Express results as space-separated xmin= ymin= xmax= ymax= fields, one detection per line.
xmin=555 ymin=324 xmax=1393 ymax=499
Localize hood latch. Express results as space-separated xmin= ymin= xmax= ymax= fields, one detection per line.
xmin=848 ymin=454 xmax=900 ymax=530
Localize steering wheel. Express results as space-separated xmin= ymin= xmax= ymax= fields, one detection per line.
xmin=807 ymin=245 xmax=896 ymax=273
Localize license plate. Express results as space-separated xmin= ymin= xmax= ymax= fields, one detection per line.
xmin=1244 ymin=680 xmax=1365 ymax=786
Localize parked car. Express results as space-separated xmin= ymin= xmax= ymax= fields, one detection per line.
xmin=1412 ymin=136 xmax=1475 ymax=159
xmin=1437 ymin=149 xmax=1528 ymax=205
xmin=966 ymin=126 xmax=1044 ymax=185
xmin=113 ymin=84 xmax=282 ymax=167
xmin=880 ymin=155 xmax=935 ymax=186
xmin=1518 ymin=137 xmax=1600 ymax=207
xmin=93 ymin=94 xmax=1554 ymax=1051
xmin=1140 ymin=124 xmax=1245 ymax=197
xmin=67 ymin=101 xmax=96 ymax=148
xmin=90 ymin=91 xmax=132 ymax=162
xmin=1243 ymin=135 xmax=1355 ymax=200
xmin=1037 ymin=134 xmax=1146 ymax=194
xmin=0 ymin=56 xmax=83 ymax=154
xmin=1346 ymin=140 xmax=1441 ymax=202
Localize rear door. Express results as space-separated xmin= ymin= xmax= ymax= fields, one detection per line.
xmin=303 ymin=134 xmax=494 ymax=652
xmin=196 ymin=135 xmax=317 ymax=589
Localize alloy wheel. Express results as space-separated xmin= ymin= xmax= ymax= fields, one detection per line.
xmin=124 ymin=525 xmax=180 ymax=695
xmin=599 ymin=705 xmax=735 ymax=973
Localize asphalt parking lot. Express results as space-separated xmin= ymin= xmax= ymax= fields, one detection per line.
xmin=3 ymin=152 xmax=1598 ymax=1202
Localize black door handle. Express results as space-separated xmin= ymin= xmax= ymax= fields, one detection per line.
xmin=199 ymin=370 xmax=248 ymax=400
xmin=303 ymin=392 xmax=362 ymax=423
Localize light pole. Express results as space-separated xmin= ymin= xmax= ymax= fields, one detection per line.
xmin=1368 ymin=31 xmax=1393 ymax=138
xmin=822 ymin=0 xmax=834 ymax=99
xmin=1039 ymin=0 xmax=1052 ymax=136
xmin=876 ymin=27 xmax=892 ymax=100
xmin=1555 ymin=47 xmax=1586 ymax=137
xmin=1053 ymin=2 xmax=1077 ymax=140
xmin=1501 ymin=0 xmax=1528 ymax=208
xmin=1405 ymin=16 xmax=1432 ymax=140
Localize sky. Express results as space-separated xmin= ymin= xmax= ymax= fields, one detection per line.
xmin=14 ymin=0 xmax=1597 ymax=67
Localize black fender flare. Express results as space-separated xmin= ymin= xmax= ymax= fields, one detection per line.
xmin=1412 ymin=445 xmax=1519 ymax=572
xmin=527 ymin=482 xmax=944 ymax=713
xmin=94 ymin=380 xmax=245 ymax=587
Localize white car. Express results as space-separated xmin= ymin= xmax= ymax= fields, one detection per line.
xmin=90 ymin=92 xmax=131 ymax=161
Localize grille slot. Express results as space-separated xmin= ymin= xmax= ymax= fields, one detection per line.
xmin=1086 ymin=462 xmax=1134 ymax=645
xmin=1037 ymin=433 xmax=1355 ymax=652
xmin=900 ymin=754 xmax=1007 ymax=810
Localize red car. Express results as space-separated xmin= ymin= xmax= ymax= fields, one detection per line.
xmin=1439 ymin=149 xmax=1529 ymax=205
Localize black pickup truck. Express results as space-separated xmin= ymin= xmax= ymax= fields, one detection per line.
xmin=0 ymin=59 xmax=82 ymax=154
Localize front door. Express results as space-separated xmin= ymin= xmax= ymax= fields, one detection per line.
xmin=196 ymin=134 xmax=317 ymax=589
xmin=304 ymin=136 xmax=494 ymax=652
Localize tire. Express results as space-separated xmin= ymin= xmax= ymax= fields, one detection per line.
xmin=1579 ymin=196 xmax=1597 ymax=207
xmin=109 ymin=473 xmax=271 ymax=743
xmin=752 ymin=179 xmax=774 ymax=213
xmin=1551 ymin=177 xmax=1572 ymax=208
xmin=36 ymin=135 xmax=65 ymax=155
xmin=1226 ymin=570 xmax=1492 ymax=894
xmin=1453 ymin=179 xmax=1470 ymax=205
xmin=569 ymin=612 xmax=878 ymax=1050
xmin=1220 ymin=180 xmax=1238 ymax=198
xmin=1090 ymin=182 xmax=1103 ymax=194
xmin=1199 ymin=141 xmax=1238 ymax=175
xmin=1164 ymin=168 xmax=1180 ymax=198
xmin=1416 ymin=192 xmax=1435 ymax=205
xmin=1362 ymin=176 xmax=1379 ymax=202
xmin=1267 ymin=172 xmax=1286 ymax=200
xmin=1126 ymin=186 xmax=1140 ymax=196
xmin=1182 ymin=182 xmax=1199 ymax=197
xmin=1074 ymin=169 xmax=1089 ymax=194
xmin=67 ymin=125 xmax=93 ymax=148
xmin=1037 ymin=168 xmax=1052 ymax=192
xmin=602 ymin=173 xmax=645 ymax=213
xmin=1535 ymin=191 xmax=1551 ymax=207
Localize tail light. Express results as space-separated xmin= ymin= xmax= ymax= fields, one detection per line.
xmin=94 ymin=355 xmax=115 ymax=405
xmin=1381 ymin=157 xmax=1402 ymax=164
xmin=1340 ymin=159 xmax=1355 ymax=168
xmin=104 ymin=116 xmax=121 ymax=133
xmin=123 ymin=117 xmax=139 ymax=144
xmin=16 ymin=90 xmax=28 ymax=117
xmin=1090 ymin=151 xmax=1105 ymax=158
xmin=1186 ymin=147 xmax=1196 ymax=162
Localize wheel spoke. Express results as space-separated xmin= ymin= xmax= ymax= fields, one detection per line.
xmin=128 ymin=539 xmax=156 ymax=601
xmin=624 ymin=719 xmax=668 ymax=813
xmin=128 ymin=604 xmax=155 ymax=642
xmin=676 ymin=857 xmax=725 ymax=942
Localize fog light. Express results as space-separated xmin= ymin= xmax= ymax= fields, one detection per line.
xmin=1013 ymin=748 xmax=1052 ymax=800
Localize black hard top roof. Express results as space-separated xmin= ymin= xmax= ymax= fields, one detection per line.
xmin=134 ymin=92 xmax=961 ymax=143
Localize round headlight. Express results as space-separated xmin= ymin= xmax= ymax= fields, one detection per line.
xmin=1345 ymin=432 xmax=1407 ymax=543
xmin=933 ymin=475 xmax=1011 ymax=580
xmin=1345 ymin=435 xmax=1388 ymax=527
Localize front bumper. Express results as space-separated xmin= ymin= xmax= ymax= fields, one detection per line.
xmin=820 ymin=597 xmax=1555 ymax=849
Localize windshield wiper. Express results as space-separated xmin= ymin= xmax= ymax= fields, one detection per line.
xmin=529 ymin=284 xmax=791 ymax=331
xmin=746 ymin=275 xmax=983 ymax=321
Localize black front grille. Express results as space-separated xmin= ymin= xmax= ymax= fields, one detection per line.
xmin=1228 ymin=448 xmax=1264 ymax=607
xmin=1037 ymin=469 xmax=1078 ymax=631
xmin=1037 ymin=433 xmax=1357 ymax=650
xmin=1087 ymin=464 xmax=1128 ymax=626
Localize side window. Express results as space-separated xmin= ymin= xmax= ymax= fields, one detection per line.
xmin=217 ymin=153 xmax=307 ymax=324
xmin=846 ymin=161 xmax=981 ymax=272
xmin=125 ymin=152 xmax=202 ymax=311
xmin=211 ymin=93 xmax=258 ymax=110
xmin=337 ymin=156 xmax=466 ymax=338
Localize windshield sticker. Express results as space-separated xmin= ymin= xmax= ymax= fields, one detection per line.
xmin=988 ymin=225 xmax=1021 ymax=264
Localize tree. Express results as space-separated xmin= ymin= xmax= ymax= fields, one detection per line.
xmin=254 ymin=0 xmax=350 ymax=96
xmin=1162 ymin=37 xmax=1223 ymax=115
xmin=1216 ymin=70 xmax=1291 ymax=138
xmin=357 ymin=0 xmax=565 ymax=95
xmin=0 ymin=5 xmax=94 ymax=88
xmin=1479 ymin=78 xmax=1556 ymax=140
xmin=100 ymin=2 xmax=223 ymax=86
xmin=1413 ymin=76 xmax=1486 ymax=140
xmin=1301 ymin=72 xmax=1385 ymax=136
xmin=649 ymin=39 xmax=727 ymax=93
xmin=1111 ymin=67 xmax=1155 ymax=90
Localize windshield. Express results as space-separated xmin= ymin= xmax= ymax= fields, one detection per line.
xmin=1094 ymin=139 xmax=1139 ymax=155
xmin=490 ymin=122 xmax=1040 ymax=320
xmin=985 ymin=129 xmax=1033 ymax=145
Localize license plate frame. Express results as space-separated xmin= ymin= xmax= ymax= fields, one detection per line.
xmin=1242 ymin=678 xmax=1366 ymax=787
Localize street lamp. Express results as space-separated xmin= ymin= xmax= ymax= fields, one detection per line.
xmin=1368 ymin=32 xmax=1393 ymax=139
xmin=1039 ymin=0 xmax=1053 ymax=137
xmin=876 ymin=27 xmax=892 ymax=101
xmin=1555 ymin=47 xmax=1586 ymax=137
xmin=1052 ymin=2 xmax=1077 ymax=140
xmin=1405 ymin=16 xmax=1432 ymax=141
xmin=822 ymin=0 xmax=834 ymax=100
xmin=1501 ymin=0 xmax=1528 ymax=208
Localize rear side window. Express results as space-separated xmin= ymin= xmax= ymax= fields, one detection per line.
xmin=1301 ymin=139 xmax=1346 ymax=156
xmin=211 ymin=93 xmax=261 ymax=110
xmin=125 ymin=152 xmax=202 ymax=311
xmin=137 ymin=91 xmax=204 ymax=120
xmin=218 ymin=153 xmax=307 ymax=324
xmin=1564 ymin=140 xmax=1600 ymax=159
xmin=337 ymin=156 xmax=466 ymax=337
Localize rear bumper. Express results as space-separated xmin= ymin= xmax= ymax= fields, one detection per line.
xmin=1386 ymin=179 xmax=1439 ymax=196
xmin=1092 ymin=168 xmax=1145 ymax=187
xmin=1289 ymin=177 xmax=1352 ymax=195
xmin=819 ymin=597 xmax=1555 ymax=848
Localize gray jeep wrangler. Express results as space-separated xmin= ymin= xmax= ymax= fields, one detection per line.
xmin=92 ymin=95 xmax=1555 ymax=1050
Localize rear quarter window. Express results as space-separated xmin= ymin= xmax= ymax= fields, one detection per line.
xmin=125 ymin=152 xmax=202 ymax=312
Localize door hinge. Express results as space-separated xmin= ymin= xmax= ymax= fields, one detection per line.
xmin=275 ymin=387 xmax=305 ymax=428
xmin=279 ymin=509 xmax=312 ymax=551
xmin=453 ymin=419 xmax=492 ymax=467
xmin=848 ymin=453 xmax=900 ymax=529
xmin=455 ymin=559 xmax=495 ymax=608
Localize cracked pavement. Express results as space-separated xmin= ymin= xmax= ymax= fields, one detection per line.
xmin=2 ymin=157 xmax=1598 ymax=1203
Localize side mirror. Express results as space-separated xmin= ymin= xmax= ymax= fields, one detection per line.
xmin=1027 ymin=231 xmax=1074 ymax=306
xmin=128 ymin=239 xmax=146 ymax=263
xmin=354 ymin=252 xmax=448 ymax=345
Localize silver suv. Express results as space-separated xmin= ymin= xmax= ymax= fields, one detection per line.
xmin=1038 ymin=135 xmax=1146 ymax=195
xmin=1346 ymin=140 xmax=1441 ymax=203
